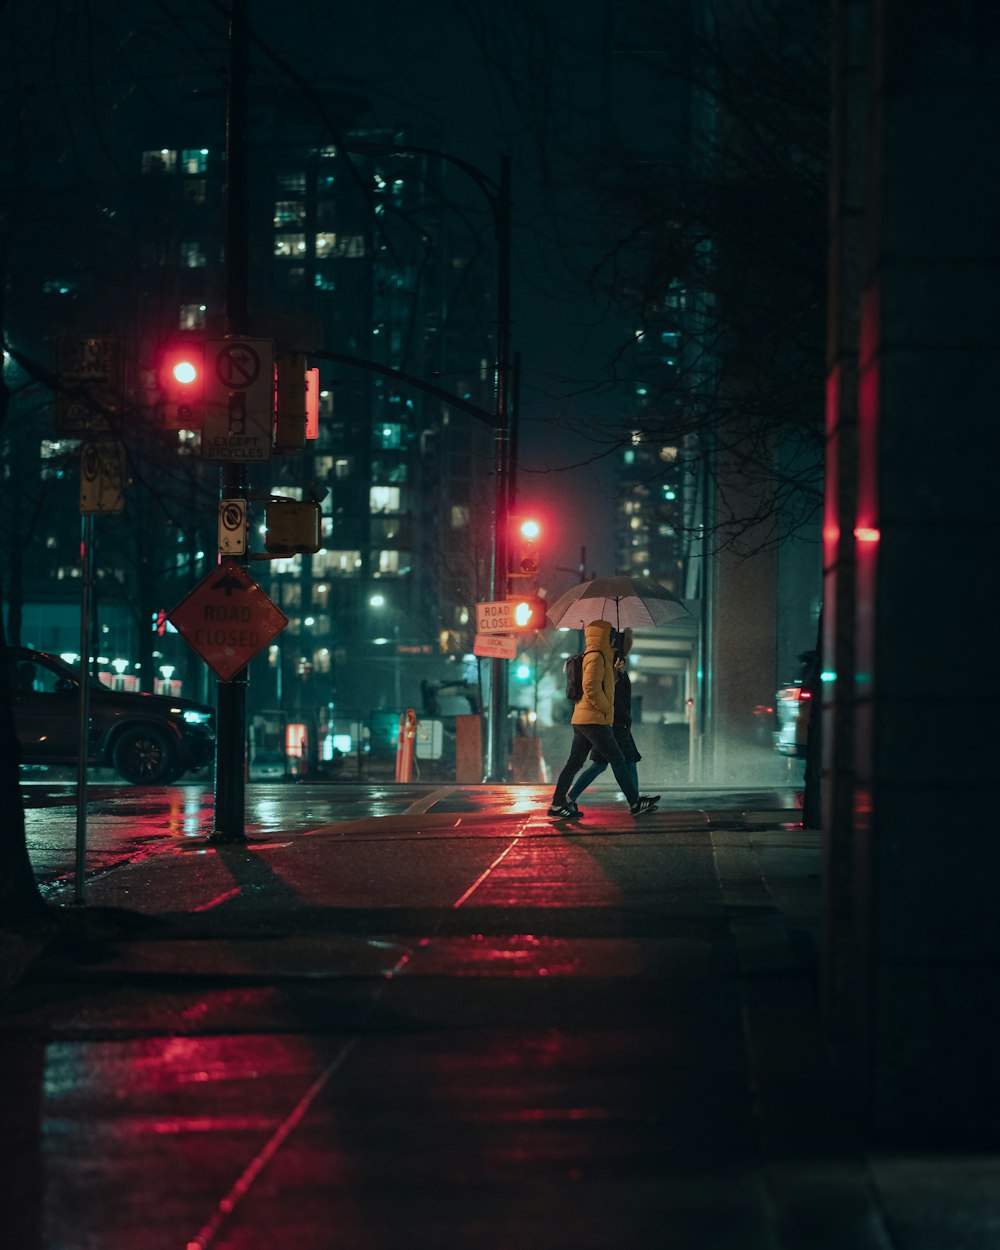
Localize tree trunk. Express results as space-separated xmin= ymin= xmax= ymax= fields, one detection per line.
xmin=0 ymin=601 xmax=48 ymax=926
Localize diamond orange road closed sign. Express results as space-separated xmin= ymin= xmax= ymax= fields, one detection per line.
xmin=168 ymin=560 xmax=289 ymax=681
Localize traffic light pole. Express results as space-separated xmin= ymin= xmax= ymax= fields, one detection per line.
xmin=211 ymin=0 xmax=250 ymax=844
xmin=487 ymin=156 xmax=513 ymax=782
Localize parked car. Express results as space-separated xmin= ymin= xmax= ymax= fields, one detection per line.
xmin=6 ymin=645 xmax=215 ymax=784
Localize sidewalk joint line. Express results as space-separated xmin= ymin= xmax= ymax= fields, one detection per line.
xmin=185 ymin=1036 xmax=359 ymax=1250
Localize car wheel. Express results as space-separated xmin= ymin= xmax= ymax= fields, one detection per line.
xmin=112 ymin=725 xmax=177 ymax=785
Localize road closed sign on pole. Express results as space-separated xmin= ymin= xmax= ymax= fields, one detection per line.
xmin=202 ymin=338 xmax=274 ymax=462
xmin=168 ymin=560 xmax=288 ymax=681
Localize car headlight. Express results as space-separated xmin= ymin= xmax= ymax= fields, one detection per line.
xmin=181 ymin=709 xmax=213 ymax=726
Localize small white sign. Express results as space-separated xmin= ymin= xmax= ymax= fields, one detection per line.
xmin=473 ymin=632 xmax=517 ymax=660
xmin=218 ymin=498 xmax=248 ymax=554
xmin=476 ymin=599 xmax=518 ymax=632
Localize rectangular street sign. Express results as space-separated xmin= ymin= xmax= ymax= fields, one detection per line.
xmin=55 ymin=336 xmax=121 ymax=434
xmin=218 ymin=499 xmax=248 ymax=554
xmin=79 ymin=440 xmax=124 ymax=514
xmin=202 ymin=338 xmax=274 ymax=462
xmin=473 ymin=632 xmax=517 ymax=660
xmin=476 ymin=599 xmax=519 ymax=633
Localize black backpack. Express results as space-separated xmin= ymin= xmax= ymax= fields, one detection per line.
xmin=564 ymin=648 xmax=601 ymax=702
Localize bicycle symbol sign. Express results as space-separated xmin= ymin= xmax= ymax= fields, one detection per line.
xmin=215 ymin=342 xmax=261 ymax=390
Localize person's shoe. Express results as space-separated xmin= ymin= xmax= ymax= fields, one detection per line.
xmin=567 ymin=799 xmax=584 ymax=816
xmin=547 ymin=803 xmax=576 ymax=818
xmin=629 ymin=795 xmax=659 ymax=816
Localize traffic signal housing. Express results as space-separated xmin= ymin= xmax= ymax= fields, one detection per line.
xmin=274 ymin=352 xmax=306 ymax=453
xmin=508 ymin=595 xmax=547 ymax=631
xmin=264 ymin=499 xmax=322 ymax=555
xmin=511 ymin=516 xmax=542 ymax=577
xmin=157 ymin=344 xmax=204 ymax=430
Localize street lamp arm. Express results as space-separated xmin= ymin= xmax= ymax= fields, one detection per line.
xmin=306 ymin=351 xmax=496 ymax=429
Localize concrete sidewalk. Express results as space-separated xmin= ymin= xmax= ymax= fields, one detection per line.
xmin=1 ymin=796 xmax=997 ymax=1249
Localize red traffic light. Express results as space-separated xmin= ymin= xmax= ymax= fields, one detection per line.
xmin=511 ymin=515 xmax=542 ymax=576
xmin=157 ymin=344 xmax=204 ymax=430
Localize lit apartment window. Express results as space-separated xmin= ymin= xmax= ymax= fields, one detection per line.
xmin=142 ymin=149 xmax=176 ymax=174
xmin=374 ymin=423 xmax=403 ymax=450
xmin=315 ymin=232 xmax=337 ymax=255
xmin=180 ymin=304 xmax=206 ymax=329
xmin=277 ymin=173 xmax=306 ymax=193
xmin=180 ymin=242 xmax=206 ymax=268
xmin=659 ymin=446 xmax=678 ymax=461
xmin=281 ymin=584 xmax=302 ymax=608
xmin=40 ymin=440 xmax=71 ymax=481
xmin=181 ymin=149 xmax=209 ymax=174
xmin=274 ymin=234 xmax=306 ymax=258
xmin=377 ymin=550 xmax=401 ymax=574
xmin=334 ymin=458 xmax=351 ymax=479
xmin=370 ymin=485 xmax=400 ymax=513
xmin=451 ymin=505 xmax=470 ymax=528
xmin=313 ymin=550 xmax=360 ymax=576
xmin=274 ymin=201 xmax=305 ymax=226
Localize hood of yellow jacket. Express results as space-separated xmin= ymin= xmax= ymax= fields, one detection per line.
xmin=583 ymin=620 xmax=614 ymax=650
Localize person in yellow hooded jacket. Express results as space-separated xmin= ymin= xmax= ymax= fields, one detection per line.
xmin=548 ymin=619 xmax=659 ymax=818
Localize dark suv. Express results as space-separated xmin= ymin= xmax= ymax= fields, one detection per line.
xmin=7 ymin=645 xmax=215 ymax=785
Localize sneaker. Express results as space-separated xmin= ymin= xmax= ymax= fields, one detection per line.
xmin=566 ymin=799 xmax=584 ymax=816
xmin=547 ymin=803 xmax=576 ymax=818
xmin=629 ymin=795 xmax=659 ymax=816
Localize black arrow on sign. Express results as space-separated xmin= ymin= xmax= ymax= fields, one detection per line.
xmin=211 ymin=573 xmax=247 ymax=597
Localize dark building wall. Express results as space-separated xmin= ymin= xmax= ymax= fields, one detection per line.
xmin=825 ymin=0 xmax=1000 ymax=1143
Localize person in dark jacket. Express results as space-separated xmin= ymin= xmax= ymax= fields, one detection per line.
xmin=566 ymin=628 xmax=655 ymax=806
xmin=548 ymin=619 xmax=658 ymax=818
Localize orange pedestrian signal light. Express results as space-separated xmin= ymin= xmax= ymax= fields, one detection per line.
xmin=510 ymin=596 xmax=546 ymax=630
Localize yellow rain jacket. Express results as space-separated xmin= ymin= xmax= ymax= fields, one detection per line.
xmin=570 ymin=619 xmax=616 ymax=726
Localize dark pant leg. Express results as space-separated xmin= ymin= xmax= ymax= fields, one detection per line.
xmin=552 ymin=729 xmax=595 ymax=804
xmin=573 ymin=724 xmax=639 ymax=807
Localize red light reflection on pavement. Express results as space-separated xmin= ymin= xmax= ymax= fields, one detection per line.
xmin=412 ymin=933 xmax=643 ymax=977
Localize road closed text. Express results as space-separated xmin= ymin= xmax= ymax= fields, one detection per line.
xmin=193 ymin=604 xmax=264 ymax=647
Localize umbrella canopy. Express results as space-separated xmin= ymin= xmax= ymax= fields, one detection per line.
xmin=546 ymin=575 xmax=689 ymax=631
